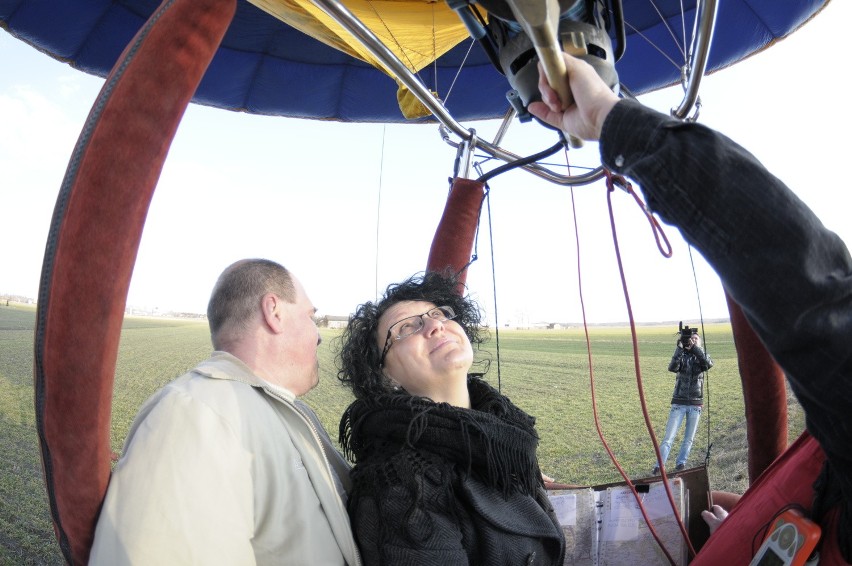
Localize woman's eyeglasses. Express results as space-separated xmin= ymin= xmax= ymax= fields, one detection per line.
xmin=379 ymin=306 xmax=457 ymax=366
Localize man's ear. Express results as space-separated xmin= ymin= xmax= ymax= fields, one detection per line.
xmin=261 ymin=293 xmax=284 ymax=332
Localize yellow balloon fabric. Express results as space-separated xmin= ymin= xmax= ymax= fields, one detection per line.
xmin=249 ymin=0 xmax=472 ymax=118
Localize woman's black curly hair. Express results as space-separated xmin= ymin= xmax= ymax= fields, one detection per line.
xmin=335 ymin=271 xmax=488 ymax=400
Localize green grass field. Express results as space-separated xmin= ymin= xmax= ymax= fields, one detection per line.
xmin=0 ymin=304 xmax=805 ymax=563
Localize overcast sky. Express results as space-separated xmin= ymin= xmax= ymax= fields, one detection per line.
xmin=1 ymin=1 xmax=849 ymax=326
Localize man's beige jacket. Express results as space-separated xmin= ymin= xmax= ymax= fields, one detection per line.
xmin=90 ymin=351 xmax=360 ymax=565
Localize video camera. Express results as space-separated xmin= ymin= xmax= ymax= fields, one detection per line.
xmin=678 ymin=321 xmax=698 ymax=345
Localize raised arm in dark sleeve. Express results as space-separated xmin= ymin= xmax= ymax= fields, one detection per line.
xmin=600 ymin=99 xmax=852 ymax=546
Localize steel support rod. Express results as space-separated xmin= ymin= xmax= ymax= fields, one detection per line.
xmin=309 ymin=0 xmax=716 ymax=186
xmin=673 ymin=0 xmax=718 ymax=119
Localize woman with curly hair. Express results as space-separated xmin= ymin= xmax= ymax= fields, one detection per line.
xmin=336 ymin=271 xmax=565 ymax=565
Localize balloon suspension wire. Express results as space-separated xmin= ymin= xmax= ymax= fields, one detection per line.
xmin=484 ymin=185 xmax=502 ymax=392
xmin=621 ymin=11 xmax=684 ymax=72
xmin=366 ymin=0 xmax=473 ymax=103
xmin=366 ymin=1 xmax=414 ymax=73
xmin=365 ymin=0 xmax=426 ymax=86
xmin=593 ymin=170 xmax=695 ymax=561
xmin=444 ymin=39 xmax=476 ymax=106
xmin=431 ymin=4 xmax=438 ymax=96
xmin=374 ymin=125 xmax=386 ymax=301
xmin=442 ymin=2 xmax=491 ymax=104
xmin=427 ymin=3 xmax=479 ymax=103
xmin=686 ymin=243 xmax=713 ymax=468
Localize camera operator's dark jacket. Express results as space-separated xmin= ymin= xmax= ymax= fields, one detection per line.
xmin=668 ymin=344 xmax=713 ymax=405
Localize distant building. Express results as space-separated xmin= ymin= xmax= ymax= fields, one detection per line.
xmin=318 ymin=315 xmax=350 ymax=329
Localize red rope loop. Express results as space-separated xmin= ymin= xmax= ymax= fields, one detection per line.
xmin=604 ymin=169 xmax=673 ymax=258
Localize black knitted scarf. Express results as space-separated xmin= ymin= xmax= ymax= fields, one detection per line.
xmin=339 ymin=377 xmax=543 ymax=497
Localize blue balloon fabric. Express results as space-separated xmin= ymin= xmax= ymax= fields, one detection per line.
xmin=0 ymin=0 xmax=830 ymax=122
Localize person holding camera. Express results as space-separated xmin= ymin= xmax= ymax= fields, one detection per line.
xmin=651 ymin=327 xmax=713 ymax=475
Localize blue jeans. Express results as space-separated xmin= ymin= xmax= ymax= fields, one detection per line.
xmin=657 ymin=404 xmax=702 ymax=468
